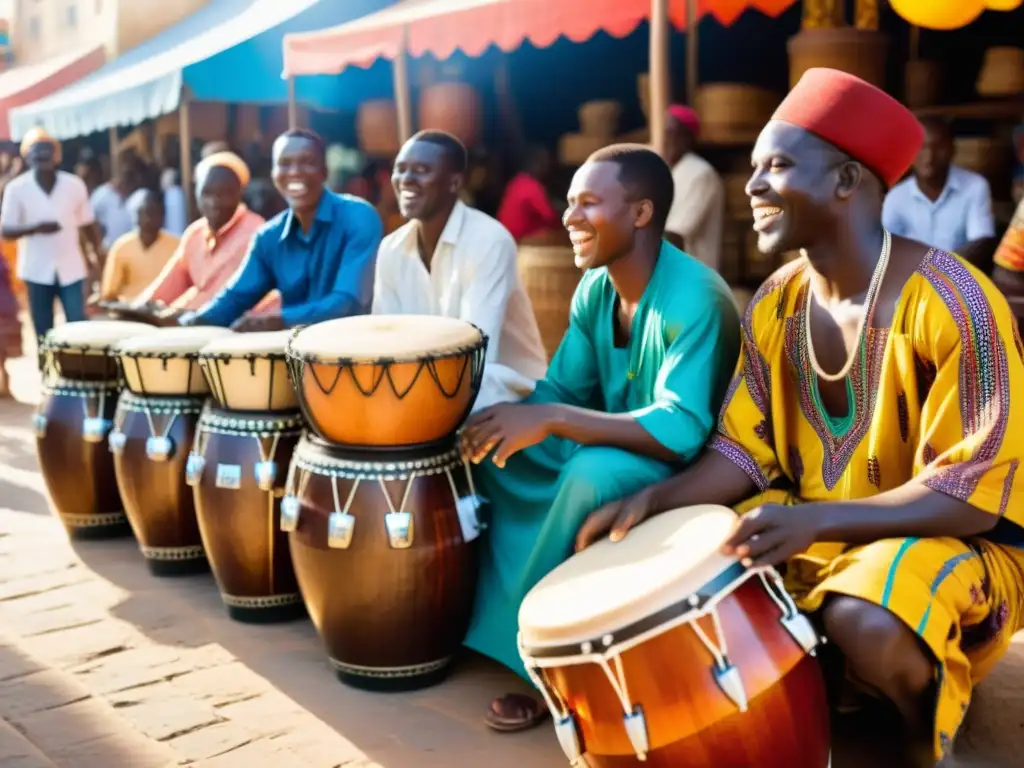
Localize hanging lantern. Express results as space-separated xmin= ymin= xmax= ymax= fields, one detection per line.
xmin=889 ymin=0 xmax=985 ymax=30
xmin=985 ymin=0 xmax=1023 ymax=11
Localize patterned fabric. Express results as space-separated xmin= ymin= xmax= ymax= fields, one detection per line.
xmin=993 ymin=197 xmax=1024 ymax=273
xmin=710 ymin=249 xmax=1024 ymax=760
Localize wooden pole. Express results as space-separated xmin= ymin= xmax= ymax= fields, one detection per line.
xmin=685 ymin=0 xmax=698 ymax=104
xmin=649 ymin=0 xmax=670 ymax=156
xmin=108 ymin=126 xmax=119 ymax=177
xmin=393 ymin=26 xmax=413 ymax=144
xmin=909 ymin=26 xmax=920 ymax=61
xmin=287 ymin=76 xmax=297 ymax=129
xmin=179 ymin=93 xmax=194 ymax=223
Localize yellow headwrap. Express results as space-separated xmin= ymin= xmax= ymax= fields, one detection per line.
xmin=20 ymin=127 xmax=62 ymax=163
xmin=195 ymin=151 xmax=251 ymax=191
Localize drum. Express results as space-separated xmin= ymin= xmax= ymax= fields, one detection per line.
xmin=197 ymin=331 xmax=298 ymax=413
xmin=34 ymin=377 xmax=127 ymax=538
xmin=286 ymin=315 xmax=486 ymax=448
xmin=40 ymin=320 xmax=154 ymax=382
xmin=517 ymin=505 xmax=830 ymax=768
xmin=282 ymin=435 xmax=482 ymax=690
xmin=188 ymin=406 xmax=305 ymax=623
xmin=109 ymin=391 xmax=206 ymax=575
xmin=116 ymin=326 xmax=234 ymax=397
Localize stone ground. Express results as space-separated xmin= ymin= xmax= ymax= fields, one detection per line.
xmin=1 ymin=335 xmax=1022 ymax=767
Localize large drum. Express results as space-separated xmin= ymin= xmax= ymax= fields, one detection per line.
xmin=34 ymin=377 xmax=126 ymax=538
xmin=188 ymin=406 xmax=304 ymax=623
xmin=286 ymin=315 xmax=486 ymax=448
xmin=282 ymin=435 xmax=482 ymax=690
xmin=518 ymin=505 xmax=830 ymax=767
xmin=116 ymin=326 xmax=234 ymax=397
xmin=197 ymin=331 xmax=298 ymax=412
xmin=109 ymin=391 xmax=206 ymax=575
xmin=40 ymin=319 xmax=153 ymax=381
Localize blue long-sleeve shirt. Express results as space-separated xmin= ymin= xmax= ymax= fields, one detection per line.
xmin=194 ymin=190 xmax=383 ymax=328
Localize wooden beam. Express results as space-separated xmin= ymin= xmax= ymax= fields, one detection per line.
xmin=649 ymin=0 xmax=670 ymax=156
xmin=287 ymin=77 xmax=297 ymax=129
xmin=686 ymin=0 xmax=698 ymax=104
xmin=393 ymin=26 xmax=413 ymax=144
xmin=179 ymin=93 xmax=194 ymax=223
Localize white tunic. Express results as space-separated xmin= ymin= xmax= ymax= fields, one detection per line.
xmin=373 ymin=201 xmax=548 ymax=411
xmin=665 ymin=152 xmax=725 ymax=272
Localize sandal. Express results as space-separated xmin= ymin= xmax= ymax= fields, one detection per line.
xmin=484 ymin=693 xmax=549 ymax=733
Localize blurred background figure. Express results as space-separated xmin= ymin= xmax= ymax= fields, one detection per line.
xmin=97 ymin=188 xmax=179 ymax=304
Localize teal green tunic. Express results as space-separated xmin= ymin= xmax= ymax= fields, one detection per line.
xmin=463 ymin=242 xmax=742 ymax=678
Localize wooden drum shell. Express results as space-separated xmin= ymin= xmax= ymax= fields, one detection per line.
xmin=111 ymin=393 xmax=207 ymax=575
xmin=199 ymin=354 xmax=298 ymax=413
xmin=286 ymin=439 xmax=479 ymax=690
xmin=119 ymin=354 xmax=209 ymax=397
xmin=530 ymin=577 xmax=830 ymax=767
xmin=191 ymin=408 xmax=304 ymax=623
xmin=35 ymin=381 xmax=127 ymax=538
xmin=43 ymin=345 xmax=122 ymax=382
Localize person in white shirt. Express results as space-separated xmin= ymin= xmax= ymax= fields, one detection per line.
xmin=0 ymin=128 xmax=102 ymax=340
xmin=662 ymin=105 xmax=725 ymax=271
xmin=90 ymin=158 xmax=139 ymax=251
xmin=374 ymin=130 xmax=548 ymax=411
xmin=160 ymin=168 xmax=188 ymax=236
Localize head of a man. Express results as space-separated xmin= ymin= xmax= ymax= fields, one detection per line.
xmin=664 ymin=105 xmax=699 ymax=166
xmin=25 ymin=138 xmax=58 ymax=174
xmin=132 ymin=189 xmax=165 ymax=242
xmin=271 ymin=129 xmax=328 ymax=213
xmin=913 ymin=116 xmax=954 ymax=191
xmin=746 ymin=68 xmax=924 ymax=258
xmin=392 ymin=130 xmax=467 ymax=222
xmin=198 ymin=166 xmax=243 ymax=233
xmin=523 ymin=145 xmax=552 ymax=181
xmin=564 ymin=143 xmax=674 ymax=270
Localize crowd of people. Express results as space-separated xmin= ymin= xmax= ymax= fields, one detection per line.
xmin=1 ymin=66 xmax=1023 ymax=765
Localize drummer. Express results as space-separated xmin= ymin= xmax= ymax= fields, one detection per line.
xmin=374 ymin=130 xmax=548 ymax=410
xmin=459 ymin=144 xmax=741 ymax=731
xmin=177 ymin=129 xmax=382 ymax=332
xmin=577 ymin=70 xmax=1024 ymax=766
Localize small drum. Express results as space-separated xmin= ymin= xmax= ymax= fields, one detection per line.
xmin=116 ymin=326 xmax=234 ymax=397
xmin=197 ymin=331 xmax=298 ymax=412
xmin=109 ymin=391 xmax=206 ymax=575
xmin=40 ymin=320 xmax=154 ymax=381
xmin=34 ymin=377 xmax=126 ymax=538
xmin=188 ymin=406 xmax=305 ymax=623
xmin=282 ymin=434 xmax=483 ymax=690
xmin=518 ymin=505 xmax=830 ymax=768
xmin=286 ymin=314 xmax=487 ymax=447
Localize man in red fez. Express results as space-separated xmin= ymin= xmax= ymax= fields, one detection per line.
xmin=578 ymin=69 xmax=1024 ymax=766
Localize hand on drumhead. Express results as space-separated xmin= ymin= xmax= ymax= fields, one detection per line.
xmin=575 ymin=489 xmax=656 ymax=552
xmin=461 ymin=404 xmax=551 ymax=468
xmin=720 ymin=503 xmax=818 ymax=568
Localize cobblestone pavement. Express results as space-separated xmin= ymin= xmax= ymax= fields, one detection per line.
xmin=1 ymin=349 xmax=1022 ymax=767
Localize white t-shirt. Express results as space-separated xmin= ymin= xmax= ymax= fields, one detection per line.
xmin=665 ymin=152 xmax=725 ymax=272
xmin=90 ymin=182 xmax=135 ymax=249
xmin=0 ymin=170 xmax=95 ymax=285
xmin=373 ymin=201 xmax=549 ymax=411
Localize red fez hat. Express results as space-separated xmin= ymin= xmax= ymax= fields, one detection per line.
xmin=667 ymin=105 xmax=700 ymax=139
xmin=771 ymin=68 xmax=924 ymax=188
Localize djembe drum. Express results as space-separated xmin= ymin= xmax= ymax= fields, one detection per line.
xmin=110 ymin=326 xmax=233 ymax=575
xmin=518 ymin=505 xmax=830 ymax=768
xmin=35 ymin=320 xmax=153 ymax=538
xmin=189 ymin=331 xmax=305 ymax=622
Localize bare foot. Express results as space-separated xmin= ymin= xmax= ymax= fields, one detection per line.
xmin=483 ymin=692 xmax=548 ymax=733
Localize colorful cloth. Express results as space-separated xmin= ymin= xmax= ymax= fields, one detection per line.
xmin=496 ymin=172 xmax=563 ymax=243
xmin=100 ymin=230 xmax=179 ymax=302
xmin=195 ymin=151 xmax=252 ymax=190
xmin=0 ymin=252 xmax=22 ymax=358
xmin=465 ymin=241 xmax=741 ymax=677
xmin=667 ymin=104 xmax=701 ymax=138
xmin=709 ymin=249 xmax=1024 ymax=760
xmin=994 ymin=197 xmax=1024 ymax=273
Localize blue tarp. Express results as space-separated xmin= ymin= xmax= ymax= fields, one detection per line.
xmin=9 ymin=0 xmax=394 ymax=140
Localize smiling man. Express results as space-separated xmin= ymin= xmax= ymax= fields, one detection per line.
xmin=374 ymin=130 xmax=548 ymax=409
xmin=180 ymin=129 xmax=382 ymax=331
xmin=576 ymin=70 xmax=1024 ymax=766
xmin=459 ymin=143 xmax=740 ymax=732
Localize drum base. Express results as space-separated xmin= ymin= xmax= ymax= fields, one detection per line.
xmin=329 ymin=655 xmax=453 ymax=693
xmin=141 ymin=545 xmax=208 ymax=577
xmin=223 ymin=593 xmax=306 ymax=625
xmin=61 ymin=512 xmax=131 ymax=540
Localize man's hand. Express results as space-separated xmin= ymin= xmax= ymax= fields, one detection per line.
xmin=460 ymin=403 xmax=554 ymax=468
xmin=231 ymin=313 xmax=285 ymax=333
xmin=575 ymin=486 xmax=660 ymax=552
xmin=719 ymin=503 xmax=822 ymax=567
xmin=34 ymin=221 xmax=61 ymax=235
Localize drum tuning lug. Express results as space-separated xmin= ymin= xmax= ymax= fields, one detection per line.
xmin=328 ymin=511 xmax=356 ymax=549
xmin=781 ymin=612 xmax=819 ymax=654
xmin=254 ymin=460 xmax=278 ymax=492
xmin=385 ymin=511 xmax=413 ymax=549
xmin=185 ymin=453 xmax=206 ymax=486
xmin=623 ymin=706 xmax=650 ymax=761
xmin=81 ymin=417 xmax=111 ymax=444
xmin=714 ymin=663 xmax=748 ymax=713
xmin=553 ymin=713 xmax=583 ymax=764
xmin=145 ymin=435 xmax=175 ymax=462
xmin=108 ymin=429 xmax=126 ymax=454
xmin=32 ymin=412 xmax=47 ymax=439
xmin=279 ymin=494 xmax=301 ymax=532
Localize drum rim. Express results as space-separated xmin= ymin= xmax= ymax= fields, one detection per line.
xmin=42 ymin=376 xmax=122 ymax=393
xmin=197 ymin=351 xmax=288 ymax=363
xmin=117 ymin=390 xmax=206 ymax=412
xmin=41 ymin=339 xmax=122 ymax=355
xmin=198 ymin=404 xmax=305 ymax=433
xmin=284 ymin=323 xmax=488 ymax=365
xmin=117 ymin=349 xmax=204 ymax=360
xmin=292 ymin=431 xmax=462 ymax=470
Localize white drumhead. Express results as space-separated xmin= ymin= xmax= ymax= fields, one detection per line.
xmin=518 ymin=505 xmax=740 ymax=649
xmin=198 ymin=330 xmax=291 ymax=357
xmin=45 ymin=320 xmax=154 ymax=350
xmin=290 ymin=314 xmax=482 ymax=361
xmin=116 ymin=326 xmax=234 ymax=356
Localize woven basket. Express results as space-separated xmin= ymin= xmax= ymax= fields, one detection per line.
xmin=418 ymin=82 xmax=482 ymax=148
xmin=558 ymin=133 xmax=611 ymax=167
xmin=724 ymin=173 xmax=752 ymax=219
xmin=356 ymin=100 xmax=400 ymax=159
xmin=517 ymin=245 xmax=583 ymax=360
xmin=977 ymin=47 xmax=1024 ymax=97
xmin=578 ymin=100 xmax=623 ymax=139
xmin=788 ymin=27 xmax=889 ymax=89
xmin=695 ymin=84 xmax=780 ymax=144
xmin=905 ymin=60 xmax=943 ymax=109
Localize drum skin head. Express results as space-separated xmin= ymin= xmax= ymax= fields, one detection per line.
xmin=290 ymin=314 xmax=483 ymax=362
xmin=116 ymin=326 xmax=234 ymax=356
xmin=199 ymin=330 xmax=291 ymax=357
xmin=45 ymin=320 xmax=155 ymax=350
xmin=518 ymin=505 xmax=740 ymax=649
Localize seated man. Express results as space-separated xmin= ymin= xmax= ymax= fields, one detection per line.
xmin=460 ymin=144 xmax=741 ymax=731
xmin=179 ymin=129 xmax=382 ymax=331
xmin=97 ymin=189 xmax=179 ymax=303
xmin=496 ymin=146 xmax=567 ymax=245
xmin=577 ymin=70 xmax=1024 ymax=767
xmin=374 ymin=130 xmax=548 ymax=410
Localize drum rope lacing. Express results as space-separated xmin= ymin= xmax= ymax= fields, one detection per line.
xmin=199 ymin=352 xmax=288 ymax=412
xmin=111 ymin=393 xmax=204 ymax=454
